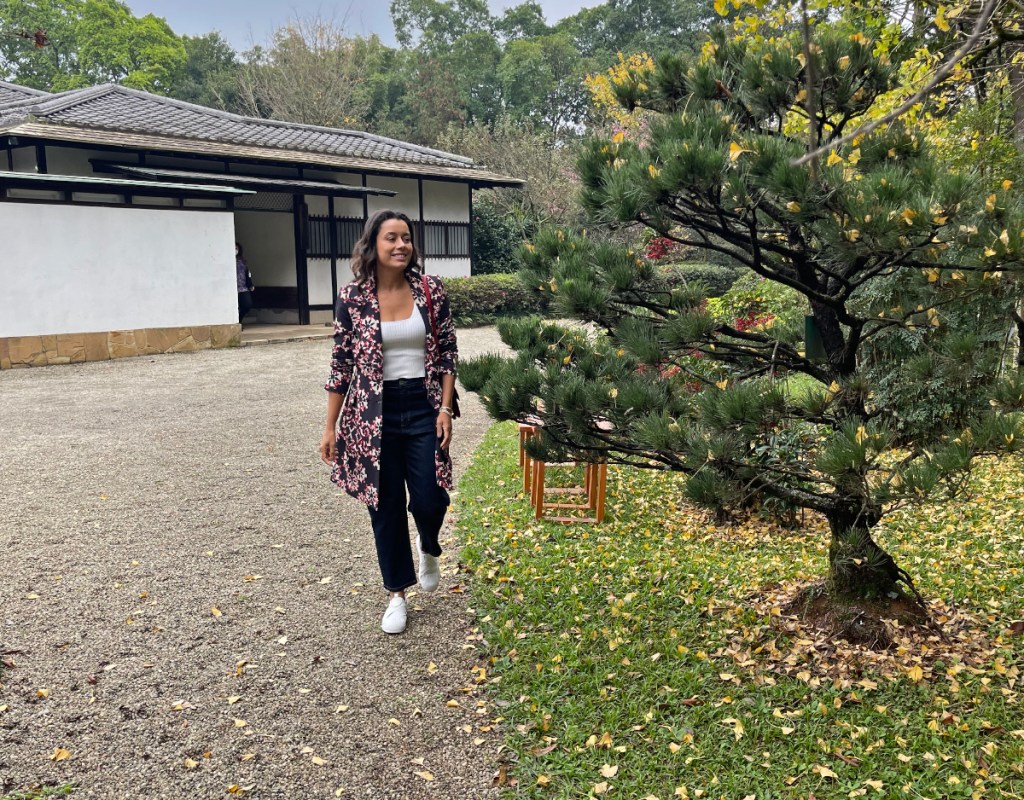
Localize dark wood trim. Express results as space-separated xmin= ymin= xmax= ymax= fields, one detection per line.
xmin=294 ymin=195 xmax=310 ymax=325
xmin=328 ymin=195 xmax=338 ymax=301
xmin=417 ymin=177 xmax=426 ymax=272
xmin=468 ymin=188 xmax=474 ymax=270
xmin=309 ymin=303 xmax=333 ymax=311
xmin=35 ymin=143 xmax=47 ymax=173
xmin=0 ymin=195 xmax=230 ymax=211
xmin=361 ymin=173 xmax=368 ymax=221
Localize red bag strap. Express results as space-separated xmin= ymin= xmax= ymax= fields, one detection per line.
xmin=422 ymin=275 xmax=438 ymax=341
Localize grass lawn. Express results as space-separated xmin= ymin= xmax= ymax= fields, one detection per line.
xmin=457 ymin=422 xmax=1024 ymax=800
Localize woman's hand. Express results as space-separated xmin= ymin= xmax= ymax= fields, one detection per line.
xmin=436 ymin=410 xmax=453 ymax=451
xmin=319 ymin=429 xmax=337 ymax=466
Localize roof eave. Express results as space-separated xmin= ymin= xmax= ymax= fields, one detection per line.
xmin=5 ymin=122 xmax=524 ymax=186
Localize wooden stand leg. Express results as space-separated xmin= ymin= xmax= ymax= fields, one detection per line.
xmin=533 ymin=459 xmax=545 ymax=519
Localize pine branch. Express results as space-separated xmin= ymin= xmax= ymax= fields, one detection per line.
xmin=793 ymin=0 xmax=1001 ymax=167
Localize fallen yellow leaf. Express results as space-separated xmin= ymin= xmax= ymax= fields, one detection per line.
xmin=601 ymin=764 xmax=619 ymax=778
xmin=50 ymin=747 xmax=71 ymax=762
xmin=211 ymin=607 xmax=222 ymax=618
xmin=415 ymin=770 xmax=435 ymax=781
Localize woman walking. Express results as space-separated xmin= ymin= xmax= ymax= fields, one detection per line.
xmin=319 ymin=210 xmax=459 ymax=634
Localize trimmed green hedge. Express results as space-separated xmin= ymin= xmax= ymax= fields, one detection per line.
xmin=444 ymin=273 xmax=550 ymax=326
xmin=443 ymin=263 xmax=743 ymax=327
xmin=658 ymin=263 xmax=746 ymax=297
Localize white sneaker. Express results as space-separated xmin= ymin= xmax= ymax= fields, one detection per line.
xmin=418 ymin=544 xmax=440 ymax=593
xmin=381 ymin=596 xmax=407 ymax=634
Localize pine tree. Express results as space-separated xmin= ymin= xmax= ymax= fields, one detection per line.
xmin=462 ymin=23 xmax=1024 ymax=602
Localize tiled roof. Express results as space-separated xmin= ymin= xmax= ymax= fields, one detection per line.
xmin=0 ymin=83 xmax=484 ymax=171
xmin=0 ymin=80 xmax=50 ymax=104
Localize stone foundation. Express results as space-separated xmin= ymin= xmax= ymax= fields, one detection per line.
xmin=0 ymin=324 xmax=241 ymax=369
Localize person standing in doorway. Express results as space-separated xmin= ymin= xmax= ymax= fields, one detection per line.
xmin=236 ymin=242 xmax=255 ymax=323
xmin=318 ymin=210 xmax=458 ymax=635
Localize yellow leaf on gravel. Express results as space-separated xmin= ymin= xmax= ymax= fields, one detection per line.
xmin=446 ymin=700 xmax=461 ymax=708
xmin=211 ymin=607 xmax=222 ymax=617
xmin=234 ymin=718 xmax=247 ymax=728
xmin=240 ymin=753 xmax=255 ymax=762
xmin=183 ymin=758 xmax=198 ymax=769
xmin=335 ymin=705 xmax=349 ymax=713
xmin=389 ymin=718 xmax=401 ymax=726
xmin=415 ymin=771 xmax=435 ymax=781
xmin=311 ymin=755 xmax=326 ymax=766
xmin=50 ymin=747 xmax=71 ymax=761
xmin=427 ymin=662 xmax=438 ymax=674
xmin=227 ymin=786 xmax=242 ymax=795
xmin=227 ymin=696 xmax=241 ymax=705
xmin=601 ymin=764 xmax=619 ymax=778
xmin=36 ymin=689 xmax=49 ymax=699
xmin=319 ymin=576 xmax=333 ymax=584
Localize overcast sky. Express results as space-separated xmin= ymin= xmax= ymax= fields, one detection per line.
xmin=124 ymin=1 xmax=598 ymax=51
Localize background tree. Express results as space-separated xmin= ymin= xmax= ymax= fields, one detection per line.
xmin=437 ymin=116 xmax=584 ymax=235
xmin=170 ymin=32 xmax=240 ymax=110
xmin=494 ymin=0 xmax=549 ymax=42
xmin=0 ymin=0 xmax=184 ymax=93
xmin=498 ymin=32 xmax=592 ymax=138
xmin=237 ymin=17 xmax=369 ymax=128
xmin=462 ymin=22 xmax=1024 ymax=602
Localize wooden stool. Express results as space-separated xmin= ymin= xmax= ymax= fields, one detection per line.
xmin=531 ymin=458 xmax=608 ymax=524
xmin=518 ymin=423 xmax=538 ymax=495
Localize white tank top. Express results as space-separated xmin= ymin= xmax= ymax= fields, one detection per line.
xmin=381 ymin=306 xmax=427 ymax=381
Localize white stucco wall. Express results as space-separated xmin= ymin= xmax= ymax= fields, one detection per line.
xmin=0 ymin=203 xmax=237 ymax=337
xmin=366 ymin=176 xmax=419 ymax=218
xmin=308 ymin=257 xmax=334 ymax=306
xmin=234 ymin=211 xmax=295 ymax=287
xmin=10 ymin=147 xmax=36 ymax=172
xmin=423 ymin=181 xmax=469 ymax=222
xmin=45 ymin=146 xmax=111 ymax=177
xmin=424 ymin=258 xmax=471 ymax=278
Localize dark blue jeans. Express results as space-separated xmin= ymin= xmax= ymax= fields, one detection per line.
xmin=368 ymin=379 xmax=449 ymax=592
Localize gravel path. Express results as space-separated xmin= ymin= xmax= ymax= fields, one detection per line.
xmin=0 ymin=327 xmax=509 ymax=800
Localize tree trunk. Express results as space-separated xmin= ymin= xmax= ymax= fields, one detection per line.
xmin=825 ymin=507 xmax=906 ymax=599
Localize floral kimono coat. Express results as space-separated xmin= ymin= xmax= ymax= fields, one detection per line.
xmin=325 ymin=270 xmax=458 ymax=509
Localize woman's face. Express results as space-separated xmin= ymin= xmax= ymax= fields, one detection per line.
xmin=375 ymin=219 xmax=412 ymax=274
